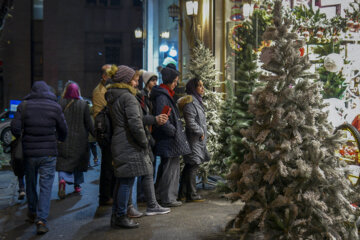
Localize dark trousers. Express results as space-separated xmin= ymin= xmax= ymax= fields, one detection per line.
xmin=99 ymin=145 xmax=115 ymax=203
xmin=18 ymin=176 xmax=25 ymax=192
xmin=155 ymin=157 xmax=180 ymax=204
xmin=89 ymin=142 xmax=98 ymax=159
xmin=179 ymin=163 xmax=199 ymax=199
xmin=113 ymin=177 xmax=135 ymax=217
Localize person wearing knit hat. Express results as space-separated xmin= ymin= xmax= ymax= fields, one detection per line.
xmin=141 ymin=71 xmax=158 ymax=112
xmin=150 ymin=67 xmax=191 ymax=208
xmin=113 ymin=65 xmax=137 ymax=84
xmin=105 ymin=65 xmax=170 ymax=229
xmin=160 ymin=66 xmax=180 ymax=85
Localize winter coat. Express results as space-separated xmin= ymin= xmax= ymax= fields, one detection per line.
xmin=56 ymin=98 xmax=94 ymax=172
xmin=178 ymin=95 xmax=210 ymax=165
xmin=92 ymin=81 xmax=107 ymax=118
xmin=136 ymin=90 xmax=157 ymax=162
xmin=105 ymin=83 xmax=152 ymax=178
xmin=11 ymin=81 xmax=68 ymax=158
xmin=150 ymin=85 xmax=191 ymax=158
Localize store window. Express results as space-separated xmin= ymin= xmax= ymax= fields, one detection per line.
xmin=105 ymin=46 xmax=120 ymax=65
xmin=33 ymin=0 xmax=43 ymax=20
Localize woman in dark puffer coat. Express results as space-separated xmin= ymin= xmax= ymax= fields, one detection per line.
xmin=57 ymin=82 xmax=94 ymax=198
xmin=106 ymin=65 xmax=170 ymax=230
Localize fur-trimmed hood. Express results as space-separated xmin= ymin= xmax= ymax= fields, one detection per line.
xmin=105 ymin=83 xmax=137 ymax=105
xmin=177 ymin=95 xmax=193 ymax=114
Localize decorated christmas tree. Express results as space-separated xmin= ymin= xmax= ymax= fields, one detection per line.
xmin=185 ymin=41 xmax=223 ymax=178
xmin=226 ymin=1 xmax=359 ymax=239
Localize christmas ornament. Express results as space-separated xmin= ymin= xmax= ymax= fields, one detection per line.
xmin=228 ymin=24 xmax=246 ymax=51
xmin=324 ymin=53 xmax=343 ymax=73
xmin=299 ymin=47 xmax=305 ymax=57
xmin=230 ymin=5 xmax=244 ymax=21
xmin=347 ymin=19 xmax=354 ymax=28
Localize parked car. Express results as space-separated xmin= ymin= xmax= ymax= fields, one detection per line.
xmin=0 ymin=110 xmax=12 ymax=146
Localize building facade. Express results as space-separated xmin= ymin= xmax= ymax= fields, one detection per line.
xmin=0 ymin=0 xmax=143 ymax=110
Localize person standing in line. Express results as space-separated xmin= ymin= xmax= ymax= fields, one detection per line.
xmin=11 ymin=81 xmax=68 ymax=234
xmin=92 ymin=64 xmax=116 ymax=206
xmin=57 ymin=83 xmax=94 ymax=198
xmin=106 ymin=65 xmax=170 ymax=229
xmin=150 ymin=66 xmax=191 ymax=207
xmin=178 ymin=78 xmax=210 ymax=202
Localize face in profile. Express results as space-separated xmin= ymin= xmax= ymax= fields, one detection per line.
xmin=130 ymin=74 xmax=140 ymax=88
xmin=169 ymin=76 xmax=179 ymax=90
xmin=196 ymin=80 xmax=204 ymax=96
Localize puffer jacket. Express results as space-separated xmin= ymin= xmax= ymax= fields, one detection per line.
xmin=150 ymin=85 xmax=191 ymax=158
xmin=57 ymin=98 xmax=94 ymax=172
xmin=11 ymin=81 xmax=68 ymax=158
xmin=178 ymin=95 xmax=210 ymax=165
xmin=105 ymin=83 xmax=152 ymax=178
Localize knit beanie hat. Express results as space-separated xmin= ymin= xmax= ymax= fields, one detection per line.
xmin=142 ymin=71 xmax=157 ymax=85
xmin=161 ymin=66 xmax=180 ymax=84
xmin=113 ymin=65 xmax=136 ymax=83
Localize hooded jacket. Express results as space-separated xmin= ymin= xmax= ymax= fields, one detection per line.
xmin=11 ymin=81 xmax=68 ymax=157
xmin=105 ymin=83 xmax=152 ymax=178
xmin=150 ymin=85 xmax=191 ymax=158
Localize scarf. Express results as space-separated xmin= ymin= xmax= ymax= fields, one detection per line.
xmin=160 ymin=84 xmax=175 ymax=98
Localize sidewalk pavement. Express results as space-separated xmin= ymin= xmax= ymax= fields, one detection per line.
xmin=0 ymin=170 xmax=18 ymax=210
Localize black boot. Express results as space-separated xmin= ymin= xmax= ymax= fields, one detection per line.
xmin=186 ymin=164 xmax=204 ymax=202
xmin=111 ymin=214 xmax=139 ymax=229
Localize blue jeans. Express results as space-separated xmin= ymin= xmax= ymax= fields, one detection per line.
xmin=112 ymin=177 xmax=135 ymax=217
xmin=25 ymin=156 xmax=56 ymax=223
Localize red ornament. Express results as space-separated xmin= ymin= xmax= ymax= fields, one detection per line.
xmin=299 ymin=47 xmax=305 ymax=57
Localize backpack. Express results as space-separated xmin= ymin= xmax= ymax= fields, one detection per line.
xmin=94 ymin=106 xmax=112 ymax=147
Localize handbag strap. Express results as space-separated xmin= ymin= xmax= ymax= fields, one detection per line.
xmin=63 ymin=99 xmax=75 ymax=112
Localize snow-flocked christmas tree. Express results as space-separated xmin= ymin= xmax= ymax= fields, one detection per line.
xmin=226 ymin=1 xmax=359 ymax=239
xmin=185 ymin=41 xmax=224 ymax=178
xmin=213 ymin=76 xmax=235 ymax=176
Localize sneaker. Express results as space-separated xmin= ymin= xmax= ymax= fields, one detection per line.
xmin=58 ymin=180 xmax=66 ymax=199
xmin=18 ymin=190 xmax=26 ymax=200
xmin=145 ymin=205 xmax=171 ymax=216
xmin=36 ymin=221 xmax=49 ymax=234
xmin=162 ymin=201 xmax=182 ymax=207
xmin=127 ymin=205 xmax=143 ymax=218
xmin=74 ymin=185 xmax=81 ymax=193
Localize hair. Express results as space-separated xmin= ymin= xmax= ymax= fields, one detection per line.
xmin=105 ymin=65 xmax=118 ymax=79
xmin=185 ymin=77 xmax=201 ymax=95
xmin=61 ymin=80 xmax=82 ymax=98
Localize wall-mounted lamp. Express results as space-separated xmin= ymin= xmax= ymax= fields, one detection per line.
xmin=185 ymin=1 xmax=198 ymax=16
xmin=134 ymin=27 xmax=143 ymax=39
xmin=160 ymin=31 xmax=170 ymax=39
